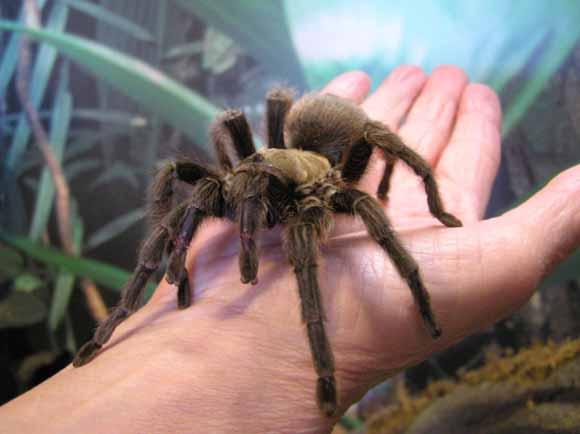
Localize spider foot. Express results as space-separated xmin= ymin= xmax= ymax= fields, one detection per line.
xmin=377 ymin=191 xmax=390 ymax=203
xmin=73 ymin=340 xmax=102 ymax=367
xmin=240 ymin=275 xmax=258 ymax=285
xmin=317 ymin=376 xmax=338 ymax=417
xmin=439 ymin=212 xmax=462 ymax=228
xmin=177 ymin=274 xmax=192 ymax=309
xmin=421 ymin=311 xmax=442 ymax=339
xmin=239 ymin=235 xmax=259 ymax=285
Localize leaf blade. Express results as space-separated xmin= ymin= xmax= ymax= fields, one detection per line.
xmin=84 ymin=208 xmax=145 ymax=251
xmin=0 ymin=21 xmax=218 ymax=157
xmin=63 ymin=0 xmax=155 ymax=42
xmin=0 ymin=232 xmax=150 ymax=292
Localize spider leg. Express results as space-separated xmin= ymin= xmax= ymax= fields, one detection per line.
xmin=285 ymin=206 xmax=337 ymax=416
xmin=340 ymin=139 xmax=373 ymax=184
xmin=74 ymin=177 xmax=224 ymax=368
xmin=377 ymin=159 xmax=395 ymax=200
xmin=340 ymin=139 xmax=396 ymax=201
xmin=72 ymin=203 xmax=187 ymax=367
xmin=220 ymin=109 xmax=257 ymax=159
xmin=239 ymin=196 xmax=267 ymax=284
xmin=209 ymin=119 xmax=234 ymax=171
xmin=166 ymin=178 xmax=225 ymax=306
xmin=364 ymin=121 xmax=462 ymax=227
xmin=266 ymin=87 xmax=294 ymax=148
xmin=235 ymin=172 xmax=269 ymax=284
xmin=149 ymin=160 xmax=218 ymax=227
xmin=331 ymin=187 xmax=442 ymax=338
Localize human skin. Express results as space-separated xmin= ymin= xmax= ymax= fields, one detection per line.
xmin=1 ymin=65 xmax=580 ymax=434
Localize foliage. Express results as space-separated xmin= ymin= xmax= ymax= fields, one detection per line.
xmin=0 ymin=20 xmax=220 ymax=152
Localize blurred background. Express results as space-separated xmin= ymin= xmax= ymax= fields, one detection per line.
xmin=1 ymin=1 xmax=580 ymax=432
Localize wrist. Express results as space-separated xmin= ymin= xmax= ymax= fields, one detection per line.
xmin=154 ymin=301 xmax=334 ymax=434
xmin=2 ymin=291 xmax=334 ymax=434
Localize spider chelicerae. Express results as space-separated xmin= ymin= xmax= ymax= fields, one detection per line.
xmin=72 ymin=87 xmax=462 ymax=416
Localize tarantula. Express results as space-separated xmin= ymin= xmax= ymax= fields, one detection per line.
xmin=73 ymin=87 xmax=462 ymax=417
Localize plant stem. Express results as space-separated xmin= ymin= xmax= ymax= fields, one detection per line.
xmin=17 ymin=0 xmax=106 ymax=322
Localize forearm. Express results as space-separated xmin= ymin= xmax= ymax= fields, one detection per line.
xmin=0 ymin=294 xmax=333 ymax=434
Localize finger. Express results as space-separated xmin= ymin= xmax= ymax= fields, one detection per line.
xmin=321 ymin=70 xmax=371 ymax=103
xmin=362 ymin=65 xmax=427 ymax=130
xmin=398 ymin=65 xmax=468 ymax=165
xmin=436 ymin=84 xmax=502 ymax=221
xmin=433 ymin=165 xmax=580 ymax=343
xmin=355 ymin=66 xmax=428 ymax=195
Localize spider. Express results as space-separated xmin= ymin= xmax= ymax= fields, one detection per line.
xmin=72 ymin=87 xmax=462 ymax=417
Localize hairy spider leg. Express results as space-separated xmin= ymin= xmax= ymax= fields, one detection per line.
xmin=331 ymin=188 xmax=442 ymax=338
xmin=266 ymin=87 xmax=294 ymax=148
xmin=376 ymin=160 xmax=396 ymax=199
xmin=340 ymin=138 xmax=373 ymax=184
xmin=237 ymin=173 xmax=269 ymax=284
xmin=221 ymin=109 xmax=256 ymax=159
xmin=340 ymin=136 xmax=398 ymax=200
xmin=209 ymin=119 xmax=234 ymax=171
xmin=217 ymin=107 xmax=272 ymax=284
xmin=364 ymin=121 xmax=462 ymax=228
xmin=149 ymin=160 xmax=218 ymax=227
xmin=285 ymin=206 xmax=337 ymax=417
xmin=72 ymin=203 xmax=187 ymax=367
xmin=166 ymin=178 xmax=225 ymax=307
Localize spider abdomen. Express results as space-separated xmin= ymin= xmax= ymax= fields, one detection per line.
xmin=285 ymin=93 xmax=368 ymax=164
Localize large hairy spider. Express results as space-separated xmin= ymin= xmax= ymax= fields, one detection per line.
xmin=73 ymin=87 xmax=462 ymax=416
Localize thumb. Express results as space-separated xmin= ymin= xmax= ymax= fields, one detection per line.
xmin=503 ymin=164 xmax=580 ymax=287
xmin=438 ymin=165 xmax=580 ymax=342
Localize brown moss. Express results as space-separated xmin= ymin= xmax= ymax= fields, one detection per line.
xmin=366 ymin=339 xmax=580 ymax=434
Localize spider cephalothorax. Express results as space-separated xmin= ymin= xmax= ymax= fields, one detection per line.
xmin=73 ymin=87 xmax=462 ymax=417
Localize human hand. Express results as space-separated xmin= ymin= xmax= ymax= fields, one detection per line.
xmin=4 ymin=66 xmax=579 ymax=434
xmin=146 ymin=65 xmax=579 ymax=431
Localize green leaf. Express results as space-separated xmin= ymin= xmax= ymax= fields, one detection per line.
xmin=29 ymin=62 xmax=73 ymax=241
xmin=5 ymin=2 xmax=70 ymax=171
xmin=16 ymin=351 xmax=57 ymax=385
xmin=85 ymin=208 xmax=145 ymax=251
xmin=164 ymin=41 xmax=203 ymax=60
xmin=48 ymin=206 xmax=84 ymax=332
xmin=0 ymin=21 xmax=218 ymax=156
xmin=49 ymin=272 xmax=75 ymax=332
xmin=173 ymin=0 xmax=306 ymax=86
xmin=0 ymin=232 xmax=146 ymax=292
xmin=0 ymin=291 xmax=47 ymax=329
xmin=3 ymin=108 xmax=148 ymax=127
xmin=202 ymin=27 xmax=239 ymax=74
xmin=73 ymin=108 xmax=148 ymax=127
xmin=0 ymin=244 xmax=24 ymax=282
xmin=63 ymin=0 xmax=155 ymax=42
xmin=64 ymin=313 xmax=77 ymax=354
xmin=0 ymin=0 xmax=49 ymax=96
xmin=14 ymin=273 xmax=44 ymax=293
xmin=502 ymin=31 xmax=580 ymax=134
